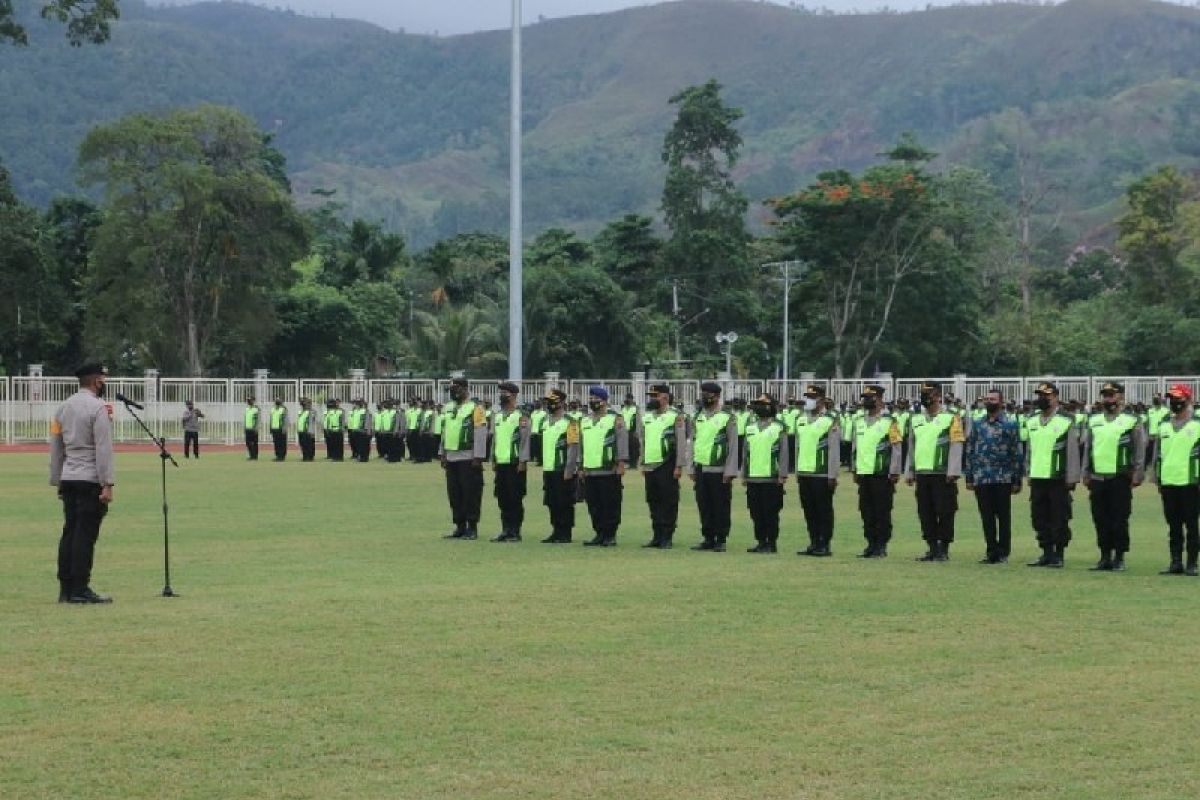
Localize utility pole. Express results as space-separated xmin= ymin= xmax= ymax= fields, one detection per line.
xmin=508 ymin=0 xmax=523 ymax=381
xmin=763 ymin=261 xmax=805 ymax=381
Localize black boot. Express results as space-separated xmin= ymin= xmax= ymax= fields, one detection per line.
xmin=1187 ymin=558 xmax=1199 ymax=577
xmin=58 ymin=580 xmax=69 ymax=603
xmin=916 ymin=543 xmax=938 ymax=562
xmin=583 ymin=536 xmax=606 ymax=547
xmin=692 ymin=540 xmax=715 ymax=551
xmin=1110 ymin=552 xmax=1127 ymax=572
xmin=1090 ymin=550 xmax=1113 ymax=571
xmin=1161 ymin=559 xmax=1185 ymax=575
xmin=712 ymin=539 xmax=727 ymax=552
xmin=1047 ymin=544 xmax=1065 ymax=569
xmin=935 ymin=542 xmax=950 ymax=562
xmin=460 ymin=527 xmax=478 ymax=541
xmin=1028 ymin=547 xmax=1053 ymax=567
xmin=443 ymin=526 xmax=465 ymax=539
xmin=67 ymin=587 xmax=113 ymax=604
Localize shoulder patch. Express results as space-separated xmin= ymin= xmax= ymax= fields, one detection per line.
xmin=949 ymin=415 xmax=965 ymax=444
xmin=888 ymin=421 xmax=903 ymax=445
xmin=566 ymin=420 xmax=580 ymax=445
xmin=473 ymin=406 xmax=486 ymax=426
xmin=49 ymin=419 xmax=62 ymax=436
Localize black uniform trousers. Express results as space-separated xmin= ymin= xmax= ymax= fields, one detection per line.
xmin=244 ymin=428 xmax=259 ymax=460
xmin=585 ymin=474 xmax=624 ymax=542
xmin=1161 ymin=485 xmax=1200 ymax=562
xmin=494 ymin=463 xmax=527 ymax=533
xmin=184 ymin=431 xmax=199 ymax=458
xmin=1088 ymin=474 xmax=1132 ymax=555
xmin=271 ymin=429 xmax=287 ymax=460
xmin=422 ymin=434 xmax=438 ymax=463
xmin=798 ymin=476 xmax=835 ymax=549
xmin=376 ymin=433 xmax=387 ymax=460
xmin=857 ymin=474 xmax=895 ymax=551
xmin=1030 ymin=478 xmax=1072 ymax=550
xmin=915 ymin=474 xmax=958 ymax=546
xmin=57 ymin=481 xmax=107 ymax=593
xmin=325 ymin=431 xmax=344 ymax=461
xmin=974 ymin=483 xmax=1013 ymax=559
xmin=746 ymin=482 xmax=784 ymax=547
xmin=444 ymin=459 xmax=483 ymax=530
xmin=543 ymin=471 xmax=577 ymax=540
xmin=644 ymin=463 xmax=680 ymax=544
xmin=299 ymin=432 xmax=316 ymax=462
xmin=350 ymin=431 xmax=370 ymax=462
xmin=395 ymin=433 xmax=407 ymax=462
xmin=695 ymin=471 xmax=732 ymax=545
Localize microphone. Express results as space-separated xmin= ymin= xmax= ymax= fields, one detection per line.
xmin=115 ymin=392 xmax=145 ymax=410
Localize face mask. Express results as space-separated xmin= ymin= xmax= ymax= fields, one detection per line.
xmin=95 ymin=381 xmax=106 ymax=398
xmin=861 ymin=398 xmax=877 ymax=411
xmin=752 ymin=405 xmax=772 ymax=418
xmin=499 ymin=394 xmax=514 ymax=407
xmin=646 ymin=399 xmax=661 ymax=412
xmin=803 ymin=398 xmax=817 ymax=411
xmin=919 ymin=393 xmax=933 ymax=405
xmin=1102 ymin=399 xmax=1119 ymax=412
xmin=1035 ymin=397 xmax=1052 ymax=411
xmin=546 ymin=401 xmax=560 ymax=412
xmin=588 ymin=400 xmax=603 ymax=412
xmin=1170 ymin=399 xmax=1187 ymax=413
xmin=984 ymin=402 xmax=1001 ymax=414
xmin=702 ymin=394 xmax=718 ymax=407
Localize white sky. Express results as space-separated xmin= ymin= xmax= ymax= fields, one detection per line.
xmin=153 ymin=0 xmax=947 ymax=36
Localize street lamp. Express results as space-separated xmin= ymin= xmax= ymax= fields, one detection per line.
xmin=762 ymin=260 xmax=806 ymax=380
xmin=715 ymin=331 xmax=738 ymax=377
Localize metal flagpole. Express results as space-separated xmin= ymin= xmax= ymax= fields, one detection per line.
xmin=509 ymin=0 xmax=524 ymax=381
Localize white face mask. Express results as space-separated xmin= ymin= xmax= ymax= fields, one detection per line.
xmin=803 ymin=398 xmax=818 ymax=411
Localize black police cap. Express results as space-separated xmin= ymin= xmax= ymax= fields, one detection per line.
xmin=74 ymin=362 xmax=108 ymax=379
xmin=700 ymin=382 xmax=722 ymax=394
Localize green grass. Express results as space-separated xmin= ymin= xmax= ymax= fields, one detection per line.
xmin=3 ymin=451 xmax=1200 ymax=800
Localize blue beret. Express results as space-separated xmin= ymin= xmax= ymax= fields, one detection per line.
xmin=589 ymin=386 xmax=609 ymax=401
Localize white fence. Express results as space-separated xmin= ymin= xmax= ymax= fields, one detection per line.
xmin=1 ymin=374 xmax=1195 ymax=444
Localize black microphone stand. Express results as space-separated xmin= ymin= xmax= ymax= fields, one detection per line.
xmin=120 ymin=399 xmax=180 ymax=598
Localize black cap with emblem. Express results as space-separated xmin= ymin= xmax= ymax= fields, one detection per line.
xmin=74 ymin=362 xmax=108 ymax=380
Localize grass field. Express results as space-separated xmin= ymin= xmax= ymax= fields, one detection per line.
xmin=3 ymin=450 xmax=1200 ymax=800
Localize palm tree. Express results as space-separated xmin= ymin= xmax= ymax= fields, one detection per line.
xmin=410 ymin=302 xmax=505 ymax=375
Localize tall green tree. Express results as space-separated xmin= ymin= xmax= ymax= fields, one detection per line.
xmin=79 ymin=105 xmax=309 ymax=375
xmin=1 ymin=0 xmax=119 ymax=46
xmin=1117 ymin=165 xmax=1198 ymax=307
xmin=593 ymin=214 xmax=662 ymax=293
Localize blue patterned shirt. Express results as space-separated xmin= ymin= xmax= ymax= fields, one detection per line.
xmin=964 ymin=413 xmax=1023 ymax=486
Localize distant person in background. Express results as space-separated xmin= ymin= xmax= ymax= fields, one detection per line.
xmin=243 ymin=396 xmax=260 ymax=461
xmin=297 ymin=397 xmax=318 ymax=462
xmin=181 ymin=399 xmax=204 ymax=459
xmin=49 ymin=363 xmax=116 ymax=604
xmin=323 ymin=399 xmax=346 ymax=462
xmin=269 ymin=398 xmax=289 ymax=461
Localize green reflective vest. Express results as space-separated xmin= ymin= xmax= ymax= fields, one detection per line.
xmin=493 ymin=410 xmax=524 ymax=465
xmin=854 ymin=414 xmax=896 ymax=476
xmin=1027 ymin=413 xmax=1073 ymax=479
xmin=530 ymin=408 xmax=548 ymax=434
xmin=795 ymin=413 xmax=835 ymax=476
xmin=441 ymin=401 xmax=477 ymax=452
xmin=581 ymin=411 xmax=619 ymax=470
xmin=746 ymin=420 xmax=785 ymax=479
xmin=894 ymin=411 xmax=911 ymax=438
xmin=693 ymin=410 xmax=731 ymax=467
xmin=1157 ymin=419 xmax=1200 ymax=486
xmin=270 ymin=406 xmax=286 ymax=431
xmin=642 ymin=410 xmax=678 ymax=464
xmin=422 ymin=409 xmax=435 ymax=432
xmin=620 ymin=405 xmax=638 ymax=429
xmin=432 ymin=410 xmax=445 ymax=436
xmin=244 ymin=407 xmax=259 ymax=430
xmin=542 ymin=415 xmax=572 ymax=471
xmin=735 ymin=410 xmax=750 ymax=436
xmin=1087 ymin=412 xmax=1138 ymax=475
xmin=323 ymin=410 xmax=342 ymax=431
xmin=372 ymin=411 xmax=384 ymax=433
xmin=348 ymin=408 xmax=366 ymax=432
xmin=1148 ymin=407 xmax=1170 ymax=438
xmin=297 ymin=409 xmax=311 ymax=433
xmin=406 ymin=408 xmax=421 ymax=430
xmin=911 ymin=411 xmax=957 ymax=473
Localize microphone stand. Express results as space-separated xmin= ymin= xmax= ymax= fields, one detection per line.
xmin=120 ymin=399 xmax=180 ymax=598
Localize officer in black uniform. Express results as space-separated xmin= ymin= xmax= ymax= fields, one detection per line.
xmin=491 ymin=381 xmax=531 ymax=542
xmin=440 ymin=378 xmax=489 ymax=540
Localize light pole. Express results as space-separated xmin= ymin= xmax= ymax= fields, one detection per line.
xmin=763 ymin=260 xmax=805 ymax=380
xmin=715 ymin=331 xmax=738 ymax=377
xmin=508 ymin=0 xmax=523 ymax=381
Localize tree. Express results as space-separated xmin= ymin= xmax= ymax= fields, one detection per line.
xmin=318 ymin=218 xmax=409 ymax=289
xmin=1 ymin=0 xmax=120 ymax=46
xmin=523 ymin=262 xmax=638 ymax=376
xmin=1117 ymin=165 xmax=1198 ymax=307
xmin=409 ymin=303 xmax=504 ymax=376
xmin=593 ymin=214 xmax=662 ymax=292
xmin=79 ymin=105 xmax=309 ymax=375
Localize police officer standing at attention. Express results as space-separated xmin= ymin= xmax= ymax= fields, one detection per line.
xmin=491 ymin=382 xmax=531 ymax=542
xmin=243 ymin=395 xmax=260 ymax=460
xmin=269 ymin=398 xmax=289 ymax=461
xmin=852 ymin=385 xmax=903 ymax=558
xmin=348 ymin=398 xmax=371 ymax=462
xmin=323 ymin=399 xmax=346 ymax=461
xmin=1152 ymin=384 xmax=1200 ymax=575
xmin=905 ymin=383 xmax=967 ymax=562
xmin=795 ymin=384 xmax=840 ymax=557
xmin=440 ymin=378 xmax=489 ymax=540
xmin=743 ymin=393 xmax=790 ymax=554
xmin=540 ymin=388 xmax=581 ymax=543
xmin=49 ymin=363 xmax=116 ymax=604
xmin=1025 ymin=382 xmax=1081 ymax=568
xmin=621 ymin=393 xmax=640 ymax=468
xmin=1081 ymin=381 xmax=1146 ymax=572
xmin=579 ymin=386 xmax=629 ymax=547
xmin=181 ymin=399 xmax=203 ymax=459
xmin=638 ymin=383 xmax=690 ymax=549
xmin=297 ymin=397 xmax=318 ymax=462
xmin=690 ymin=382 xmax=739 ymax=552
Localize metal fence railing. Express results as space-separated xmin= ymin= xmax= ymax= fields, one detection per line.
xmin=1 ymin=373 xmax=1191 ymax=444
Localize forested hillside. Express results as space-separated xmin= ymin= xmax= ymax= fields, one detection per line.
xmin=3 ymin=0 xmax=1200 ymax=246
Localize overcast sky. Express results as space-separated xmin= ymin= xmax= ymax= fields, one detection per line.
xmin=155 ymin=0 xmax=944 ymax=36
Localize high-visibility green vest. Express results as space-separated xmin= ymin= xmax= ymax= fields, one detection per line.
xmin=441 ymin=401 xmax=477 ymax=451
xmin=795 ymin=413 xmax=835 ymax=476
xmin=778 ymin=408 xmax=798 ymax=434
xmin=1088 ymin=412 xmax=1138 ymax=475
xmin=581 ymin=411 xmax=619 ymax=470
xmin=372 ymin=411 xmax=384 ymax=433
xmin=348 ymin=408 xmax=366 ymax=431
xmin=530 ymin=408 xmax=548 ymax=434
xmin=542 ymin=415 xmax=572 ymax=471
xmin=270 ymin=406 xmax=286 ymax=431
xmin=298 ymin=409 xmax=311 ymax=433
xmin=854 ymin=414 xmax=895 ymax=476
xmin=621 ymin=406 xmax=638 ymax=429
xmin=693 ymin=410 xmax=731 ymax=467
xmin=746 ymin=421 xmax=785 ymax=479
xmin=421 ymin=409 xmax=435 ymax=431
xmin=244 ymin=407 xmax=259 ymax=430
xmin=1157 ymin=419 xmax=1200 ymax=486
xmin=911 ymin=411 xmax=957 ymax=473
xmin=324 ymin=409 xmax=342 ymax=431
xmin=432 ymin=410 xmax=445 ymax=436
xmin=1027 ymin=413 xmax=1074 ymax=479
xmin=735 ymin=410 xmax=750 ymax=436
xmin=895 ymin=411 xmax=911 ymax=437
xmin=494 ymin=410 xmax=524 ymax=465
xmin=1148 ymin=407 xmax=1170 ymax=438
xmin=406 ymin=408 xmax=421 ymax=430
xmin=1018 ymin=413 xmax=1030 ymax=443
xmin=642 ymin=410 xmax=678 ymax=464
xmin=971 ymin=407 xmax=987 ymax=423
